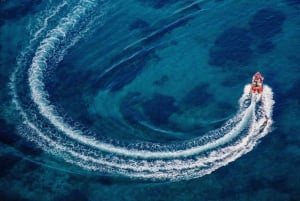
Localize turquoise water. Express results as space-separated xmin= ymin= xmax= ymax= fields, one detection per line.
xmin=1 ymin=0 xmax=300 ymax=200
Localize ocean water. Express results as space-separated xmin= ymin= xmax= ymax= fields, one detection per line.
xmin=0 ymin=0 xmax=300 ymax=200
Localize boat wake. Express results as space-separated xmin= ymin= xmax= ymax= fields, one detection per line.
xmin=9 ymin=0 xmax=274 ymax=181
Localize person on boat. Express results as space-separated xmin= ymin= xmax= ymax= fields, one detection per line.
xmin=251 ymin=72 xmax=264 ymax=93
xmin=252 ymin=72 xmax=263 ymax=85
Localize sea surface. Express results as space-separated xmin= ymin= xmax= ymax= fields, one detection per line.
xmin=1 ymin=0 xmax=300 ymax=200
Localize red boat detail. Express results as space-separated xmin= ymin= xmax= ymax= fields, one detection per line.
xmin=251 ymin=72 xmax=264 ymax=93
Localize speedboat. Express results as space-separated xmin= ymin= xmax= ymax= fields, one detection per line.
xmin=251 ymin=72 xmax=264 ymax=93
xmin=250 ymin=72 xmax=269 ymax=128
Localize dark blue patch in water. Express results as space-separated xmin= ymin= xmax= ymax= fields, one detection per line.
xmin=120 ymin=92 xmax=187 ymax=141
xmin=129 ymin=19 xmax=150 ymax=31
xmin=96 ymin=176 xmax=117 ymax=186
xmin=257 ymin=40 xmax=275 ymax=53
xmin=182 ymin=83 xmax=213 ymax=107
xmin=269 ymin=176 xmax=291 ymax=193
xmin=0 ymin=0 xmax=42 ymax=21
xmin=0 ymin=118 xmax=19 ymax=146
xmin=0 ymin=154 xmax=20 ymax=178
xmin=55 ymin=189 xmax=89 ymax=201
xmin=153 ymin=75 xmax=169 ymax=86
xmin=0 ymin=18 xmax=4 ymax=27
xmin=142 ymin=93 xmax=178 ymax=125
xmin=249 ymin=8 xmax=286 ymax=39
xmin=120 ymin=92 xmax=144 ymax=124
xmin=209 ymin=27 xmax=253 ymax=67
xmin=214 ymin=27 xmax=253 ymax=50
xmin=138 ymin=0 xmax=180 ymax=9
xmin=285 ymin=0 xmax=300 ymax=6
xmin=0 ymin=192 xmax=31 ymax=201
xmin=247 ymin=178 xmax=267 ymax=192
xmin=17 ymin=140 xmax=43 ymax=157
xmin=0 ymin=118 xmax=43 ymax=158
xmin=285 ymin=79 xmax=300 ymax=105
xmin=0 ymin=118 xmax=43 ymax=157
xmin=22 ymin=160 xmax=40 ymax=174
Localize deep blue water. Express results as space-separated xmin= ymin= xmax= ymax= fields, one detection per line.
xmin=1 ymin=0 xmax=300 ymax=200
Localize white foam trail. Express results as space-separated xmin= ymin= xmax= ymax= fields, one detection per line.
xmin=29 ymin=49 xmax=253 ymax=159
xmin=17 ymin=63 xmax=275 ymax=179
xmin=31 ymin=2 xmax=68 ymax=43
xmin=10 ymin=0 xmax=275 ymax=181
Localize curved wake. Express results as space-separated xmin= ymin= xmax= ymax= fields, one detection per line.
xmin=9 ymin=0 xmax=274 ymax=181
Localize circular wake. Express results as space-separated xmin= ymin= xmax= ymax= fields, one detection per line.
xmin=9 ymin=0 xmax=274 ymax=181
